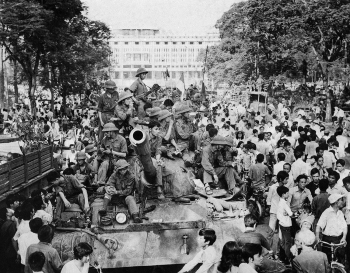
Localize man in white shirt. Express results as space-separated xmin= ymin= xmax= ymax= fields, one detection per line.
xmin=273 ymin=153 xmax=286 ymax=175
xmin=65 ymin=144 xmax=77 ymax=166
xmin=291 ymin=150 xmax=310 ymax=180
xmin=18 ymin=218 xmax=43 ymax=266
xmin=333 ymin=106 xmax=345 ymax=126
xmin=316 ymin=193 xmax=347 ymax=263
xmin=178 ymin=228 xmax=217 ymax=273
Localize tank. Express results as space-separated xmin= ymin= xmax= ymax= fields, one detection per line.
xmin=51 ymin=129 xmax=247 ymax=269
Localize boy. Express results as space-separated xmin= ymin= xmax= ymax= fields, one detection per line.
xmin=238 ymin=243 xmax=263 ymax=273
xmin=28 ymin=251 xmax=45 ymax=273
xmin=276 ymin=185 xmax=293 ymax=265
xmin=178 ymin=228 xmax=217 ymax=273
xmin=267 ymin=171 xmax=289 ymax=233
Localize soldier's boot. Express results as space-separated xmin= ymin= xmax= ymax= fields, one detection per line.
xmin=132 ymin=213 xmax=142 ymax=223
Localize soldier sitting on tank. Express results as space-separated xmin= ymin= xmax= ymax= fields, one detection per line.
xmin=174 ymin=104 xmax=196 ymax=153
xmin=200 ymin=136 xmax=242 ymax=195
xmin=146 ymin=120 xmax=175 ymax=200
xmin=157 ymin=109 xmax=181 ymax=159
xmin=98 ymin=159 xmax=142 ymax=223
xmin=46 ymin=170 xmax=90 ymax=221
xmin=113 ymin=91 xmax=139 ymax=133
xmin=72 ymin=151 xmax=95 ymax=187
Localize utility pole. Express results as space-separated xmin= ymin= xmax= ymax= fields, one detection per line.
xmin=0 ymin=46 xmax=4 ymax=109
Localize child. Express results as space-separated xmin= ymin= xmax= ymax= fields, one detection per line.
xmin=238 ymin=243 xmax=263 ymax=273
xmin=178 ymin=228 xmax=217 ymax=273
xmin=276 ymin=185 xmax=293 ymax=265
xmin=28 ymin=251 xmax=45 ymax=273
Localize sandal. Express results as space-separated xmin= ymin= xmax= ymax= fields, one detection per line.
xmin=204 ymin=184 xmax=213 ymax=195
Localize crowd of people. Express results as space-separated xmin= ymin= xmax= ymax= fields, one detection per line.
xmin=0 ymin=66 xmax=350 ymax=273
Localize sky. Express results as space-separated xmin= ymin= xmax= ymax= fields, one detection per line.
xmin=82 ymin=0 xmax=242 ymax=35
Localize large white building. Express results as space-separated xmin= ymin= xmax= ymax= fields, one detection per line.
xmin=108 ymin=28 xmax=220 ymax=90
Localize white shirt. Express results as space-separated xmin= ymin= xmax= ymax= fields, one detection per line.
xmin=33 ymin=210 xmax=52 ymax=224
xmin=273 ymin=161 xmax=286 ymax=176
xmin=267 ymin=183 xmax=280 ymax=214
xmin=61 ymin=260 xmax=89 ymax=273
xmin=337 ymin=169 xmax=350 ymax=187
xmin=180 ymin=245 xmax=217 ymax=273
xmin=277 ymin=198 xmax=293 ymax=227
xmin=66 ymin=150 xmax=77 ymax=164
xmin=323 ymin=150 xmax=336 ymax=169
xmin=13 ymin=220 xmax=30 ymax=241
xmin=18 ymin=232 xmax=39 ymax=265
xmin=291 ymin=158 xmax=310 ymax=180
xmin=238 ymin=263 xmax=257 ymax=273
xmin=317 ymin=207 xmax=347 ymax=237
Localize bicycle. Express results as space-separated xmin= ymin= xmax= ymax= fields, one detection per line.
xmin=316 ymin=241 xmax=347 ymax=273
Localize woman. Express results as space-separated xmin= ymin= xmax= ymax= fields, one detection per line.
xmin=233 ymin=131 xmax=244 ymax=146
xmin=210 ymin=241 xmax=241 ymax=273
xmin=61 ymin=242 xmax=94 ymax=273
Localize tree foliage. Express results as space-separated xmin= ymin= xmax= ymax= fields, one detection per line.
xmin=0 ymin=0 xmax=111 ymax=110
xmin=201 ymin=0 xmax=350 ymax=87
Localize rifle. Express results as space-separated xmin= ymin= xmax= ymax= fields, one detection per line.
xmin=135 ymin=84 xmax=161 ymax=100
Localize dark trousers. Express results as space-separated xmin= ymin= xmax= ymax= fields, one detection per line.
xmin=322 ymin=234 xmax=345 ymax=264
xmin=279 ymin=225 xmax=292 ymax=261
xmin=55 ymin=193 xmax=85 ymax=219
xmin=347 ymin=225 xmax=350 ymax=263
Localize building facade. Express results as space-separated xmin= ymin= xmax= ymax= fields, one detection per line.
xmin=108 ymin=28 xmax=220 ymax=90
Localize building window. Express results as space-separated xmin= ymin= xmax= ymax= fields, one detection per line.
xmin=145 ymin=65 xmax=152 ymax=68
xmin=164 ymin=42 xmax=168 ymax=45
xmin=182 ymin=42 xmax=185 ymax=44
xmin=123 ymin=65 xmax=131 ymax=68
xmin=190 ymin=42 xmax=194 ymax=44
xmin=146 ymin=42 xmax=149 ymax=44
xmin=123 ymin=71 xmax=130 ymax=79
xmin=172 ymin=71 xmax=176 ymax=78
xmin=135 ymin=42 xmax=139 ymax=45
xmin=156 ymin=42 xmax=160 ymax=44
xmin=134 ymin=65 xmax=141 ymax=68
xmin=199 ymin=42 xmax=202 ymax=44
xmin=134 ymin=54 xmax=141 ymax=61
xmin=173 ymin=42 xmax=177 ymax=44
xmin=125 ymin=42 xmax=128 ymax=44
xmin=114 ymin=42 xmax=118 ymax=45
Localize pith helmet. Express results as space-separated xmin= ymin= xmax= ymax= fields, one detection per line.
xmin=102 ymin=123 xmax=119 ymax=132
xmin=198 ymin=105 xmax=208 ymax=112
xmin=75 ymin=151 xmax=87 ymax=160
xmin=146 ymin=107 xmax=162 ymax=117
xmin=115 ymin=159 xmax=130 ymax=170
xmin=85 ymin=144 xmax=97 ymax=153
xmin=136 ymin=68 xmax=148 ymax=77
xmin=104 ymin=80 xmax=117 ymax=90
xmin=117 ymin=91 xmax=133 ymax=103
xmin=174 ymin=104 xmax=191 ymax=115
xmin=211 ymin=136 xmax=230 ymax=146
xmin=158 ymin=110 xmax=173 ymax=121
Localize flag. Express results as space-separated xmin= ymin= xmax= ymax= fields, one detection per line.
xmin=165 ymin=68 xmax=170 ymax=78
xmin=180 ymin=71 xmax=185 ymax=83
xmin=201 ymin=81 xmax=206 ymax=100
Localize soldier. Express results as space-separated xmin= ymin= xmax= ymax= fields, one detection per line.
xmin=100 ymin=159 xmax=142 ymax=223
xmin=148 ymin=120 xmax=175 ymax=199
xmin=97 ymin=80 xmax=119 ymax=141
xmin=201 ymin=136 xmax=242 ymax=195
xmin=174 ymin=104 xmax=195 ymax=151
xmin=72 ymin=151 xmax=94 ymax=186
xmin=129 ymin=68 xmax=149 ymax=119
xmin=191 ymin=93 xmax=202 ymax=112
xmin=94 ymin=123 xmax=127 ymax=185
xmin=158 ymin=109 xmax=180 ymax=158
xmin=114 ymin=91 xmax=137 ymax=135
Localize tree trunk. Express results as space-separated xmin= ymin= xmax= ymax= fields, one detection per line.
xmin=28 ymin=76 xmax=37 ymax=116
xmin=50 ymin=88 xmax=54 ymax=112
xmin=325 ymin=72 xmax=332 ymax=122
xmin=14 ymin=60 xmax=19 ymax=103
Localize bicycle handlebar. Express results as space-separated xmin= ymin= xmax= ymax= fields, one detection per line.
xmin=317 ymin=241 xmax=347 ymax=247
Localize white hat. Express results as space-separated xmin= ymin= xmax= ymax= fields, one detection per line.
xmin=328 ymin=193 xmax=344 ymax=204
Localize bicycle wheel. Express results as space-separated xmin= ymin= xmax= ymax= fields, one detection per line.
xmin=331 ymin=263 xmax=346 ymax=273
